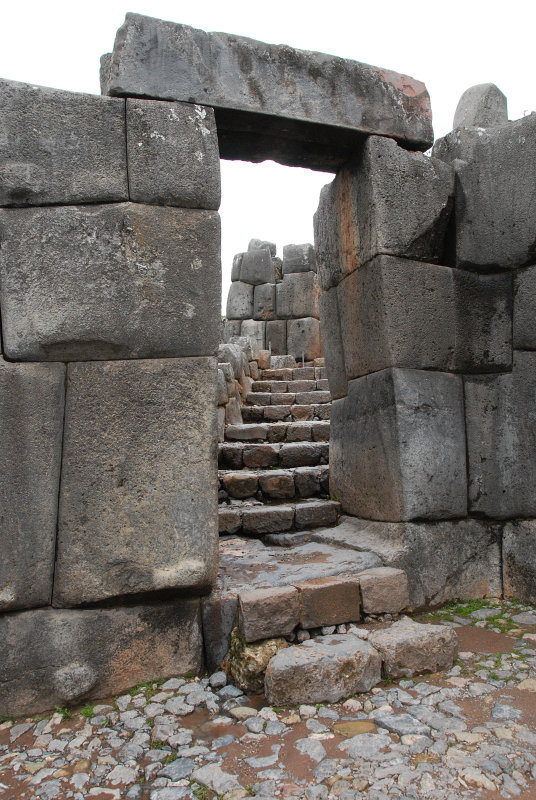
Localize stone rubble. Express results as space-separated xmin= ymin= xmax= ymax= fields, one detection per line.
xmin=2 ymin=600 xmax=536 ymax=799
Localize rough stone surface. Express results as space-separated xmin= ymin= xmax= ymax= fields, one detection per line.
xmin=248 ymin=238 xmax=276 ymax=256
xmin=0 ymin=359 xmax=65 ymax=612
xmin=337 ymin=255 xmax=512 ymax=378
xmin=514 ymin=265 xmax=536 ymax=349
xmin=313 ymin=516 xmax=502 ymax=610
xmin=105 ymin=14 xmax=433 ymax=171
xmin=453 ymin=83 xmax=508 ymax=129
xmin=318 ymin=288 xmax=348 ymax=400
xmin=276 ymin=272 xmax=320 ymax=319
xmin=253 ymin=283 xmax=276 ymax=321
xmin=465 ymin=352 xmax=536 ymax=518
xmin=357 ymin=567 xmax=409 ymax=615
xmin=126 ymin=99 xmax=220 ymax=208
xmin=296 ymin=578 xmax=360 ymax=629
xmin=0 ymin=78 xmax=128 ymax=205
xmin=0 ymin=203 xmax=221 ymax=361
xmin=53 ymin=358 xmax=218 ymax=606
xmin=368 ymin=617 xmax=458 ymax=678
xmin=283 ymin=244 xmax=316 ymax=274
xmin=0 ymin=599 xmax=202 ymax=718
xmin=239 ymin=249 xmax=275 ymax=285
xmin=226 ymin=282 xmax=254 ymax=320
xmin=503 ymin=521 xmax=536 ymax=603
xmin=330 ymin=369 xmax=467 ymax=522
xmin=228 ymin=633 xmax=289 ymax=694
xmin=240 ymin=319 xmax=266 ymax=352
xmin=201 ymin=591 xmax=238 ymax=672
xmin=239 ymin=586 xmax=300 ymax=642
xmin=266 ymin=320 xmax=287 ymax=355
xmin=287 ymin=318 xmax=322 ymax=362
xmin=433 ymin=114 xmax=536 ymax=270
xmin=265 ymin=634 xmax=381 ymax=705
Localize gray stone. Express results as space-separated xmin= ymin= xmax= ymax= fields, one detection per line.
xmin=337 ymin=255 xmax=512 ymax=378
xmin=265 ymin=634 xmax=381 ymax=705
xmin=373 ymin=712 xmax=430 ymax=737
xmin=514 ymin=265 xmax=536 ymax=349
xmin=312 ymin=516 xmax=502 ymax=610
xmin=158 ymin=758 xmax=196 ymax=780
xmin=0 ymin=599 xmax=202 ymax=718
xmin=223 ymin=319 xmax=241 ymax=342
xmin=276 ymin=272 xmax=320 ymax=319
xmin=453 ymin=83 xmax=508 ymax=129
xmin=266 ymin=320 xmax=287 ymax=356
xmin=503 ymin=522 xmax=536 ymax=604
xmin=368 ymin=617 xmax=458 ymax=678
xmin=330 ymin=369 xmax=467 ymax=521
xmin=283 ymin=244 xmax=316 ymax=274
xmin=242 ymin=505 xmax=295 ymax=535
xmin=239 ymin=249 xmax=275 ymax=285
xmin=318 ymin=288 xmax=348 ymax=400
xmin=201 ymin=591 xmax=238 ymax=672
xmin=240 ymin=319 xmax=266 ymax=351
xmin=465 ymin=352 xmax=536 ymax=518
xmin=126 ymin=99 xmax=220 ymax=209
xmin=254 ymin=283 xmax=276 ymax=321
xmin=357 ymin=567 xmax=409 ymax=615
xmin=249 ymin=239 xmax=277 ymax=256
xmin=338 ymin=732 xmax=392 ymax=761
xmin=0 ymin=203 xmax=220 ymax=361
xmin=287 ymin=318 xmax=322 ymax=362
xmin=53 ymin=357 xmax=218 ymax=606
xmin=190 ymin=764 xmax=241 ymax=794
xmin=0 ymin=360 xmax=65 ymax=612
xmin=217 ymin=370 xmax=228 ymax=406
xmin=433 ymin=114 xmax=536 ymax=270
xmin=239 ymin=586 xmax=300 ymax=641
xmin=226 ymin=282 xmax=254 ymax=320
xmin=313 ymin=138 xmax=454 ymax=290
xmin=104 ymin=14 xmax=433 ymax=170
xmin=0 ymin=78 xmax=127 ymax=205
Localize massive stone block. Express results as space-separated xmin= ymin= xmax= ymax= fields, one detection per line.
xmin=283 ymin=244 xmax=316 ymax=274
xmin=433 ymin=114 xmax=536 ymax=270
xmin=337 ymin=255 xmax=512 ymax=378
xmin=276 ymin=272 xmax=320 ymax=319
xmin=253 ymin=283 xmax=276 ymax=321
xmin=239 ymin=249 xmax=275 ymax=286
xmin=0 ymin=79 xmax=128 ymax=207
xmin=241 ymin=319 xmax=266 ymax=352
xmin=126 ymin=99 xmax=220 ymax=209
xmin=0 ymin=359 xmax=65 ymax=612
xmin=103 ymin=14 xmax=433 ymax=171
xmin=0 ymin=599 xmax=202 ymax=718
xmin=287 ymin=318 xmax=322 ymax=362
xmin=453 ymin=83 xmax=508 ymax=129
xmin=330 ymin=369 xmax=467 ymax=522
xmin=53 ymin=357 xmax=218 ymax=607
xmin=0 ymin=203 xmax=221 ymax=361
xmin=465 ymin=352 xmax=536 ymax=518
xmin=314 ymin=138 xmax=454 ymax=290
xmin=318 ymin=288 xmax=347 ymax=400
xmin=266 ymin=320 xmax=287 ymax=356
xmin=514 ymin=265 xmax=536 ymax=349
xmin=503 ymin=522 xmax=536 ymax=603
xmin=226 ymin=282 xmax=254 ymax=320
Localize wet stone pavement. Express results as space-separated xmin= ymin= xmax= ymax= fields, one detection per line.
xmin=4 ymin=601 xmax=536 ymax=799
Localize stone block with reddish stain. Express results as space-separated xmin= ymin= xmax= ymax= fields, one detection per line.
xmin=368 ymin=617 xmax=458 ymax=679
xmin=357 ymin=567 xmax=409 ymax=614
xmin=242 ymin=505 xmax=295 ymax=535
xmin=221 ymin=472 xmax=259 ymax=499
xmin=242 ymin=444 xmax=280 ymax=469
xmin=295 ymin=577 xmax=361 ymax=628
xmin=258 ymin=470 xmax=295 ymax=499
xmin=238 ymin=586 xmax=300 ymax=642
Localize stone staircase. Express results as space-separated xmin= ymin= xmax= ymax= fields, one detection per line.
xmin=218 ymin=360 xmax=340 ymax=537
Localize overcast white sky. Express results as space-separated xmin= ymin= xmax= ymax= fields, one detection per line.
xmin=1 ymin=1 xmax=534 ymax=308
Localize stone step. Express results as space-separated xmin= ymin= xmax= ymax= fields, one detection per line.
xmin=241 ymin=404 xmax=331 ymax=423
xmin=218 ymin=440 xmax=329 ymax=469
xmin=251 ymin=379 xmax=330 ymax=393
xmin=219 ymin=465 xmax=330 ymax=501
xmin=219 ymin=499 xmax=340 ymax=536
xmin=259 ymin=365 xmax=327 ymax=381
xmin=246 ymin=390 xmax=331 ymax=407
xmin=224 ymin=420 xmax=330 ymax=443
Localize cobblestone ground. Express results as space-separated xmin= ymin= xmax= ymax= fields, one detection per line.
xmin=3 ymin=600 xmax=536 ymax=800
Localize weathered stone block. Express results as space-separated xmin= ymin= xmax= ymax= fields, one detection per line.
xmin=318 ymin=288 xmax=348 ymax=400
xmin=0 ymin=359 xmax=65 ymax=612
xmin=287 ymin=318 xmax=322 ymax=362
xmin=218 ymin=508 xmax=242 ymax=535
xmin=357 ymin=567 xmax=409 ymax=615
xmin=465 ymin=352 xmax=536 ymax=518
xmin=223 ymin=319 xmax=241 ymax=342
xmin=294 ymin=499 xmax=339 ymax=529
xmin=239 ymin=586 xmax=300 ymax=642
xmin=503 ymin=521 xmax=536 ymax=603
xmin=226 ymin=282 xmax=254 ymax=320
xmin=202 ymin=591 xmax=238 ymax=671
xmin=253 ymin=283 xmax=276 ymax=320
xmin=330 ymin=369 xmax=467 ymax=521
xmin=276 ymin=272 xmax=320 ymax=319
xmin=248 ymin=238 xmax=276 ymax=256
xmin=283 ymin=243 xmax=316 ymax=274
xmin=228 ymin=633 xmax=288 ymax=693
xmin=221 ymin=472 xmax=258 ymax=499
xmin=0 ymin=203 xmax=220 ymax=361
xmin=53 ymin=357 xmax=218 ymax=607
xmin=239 ymin=249 xmax=275 ymax=285
xmin=105 ymin=14 xmax=433 ymax=170
xmin=126 ymin=99 xmax=220 ymax=209
xmin=453 ymin=83 xmax=508 ymax=129
xmin=265 ymin=634 xmax=381 ymax=705
xmin=0 ymin=78 xmax=128 ymax=206
xmin=313 ymin=138 xmax=454 ymax=290
xmin=368 ymin=617 xmax=458 ymax=678
xmin=433 ymin=114 xmax=536 ymax=270
xmin=514 ymin=266 xmax=536 ymax=349
xmin=258 ymin=470 xmax=295 ymax=499
xmin=0 ymin=599 xmax=202 ymax=718
xmin=240 ymin=319 xmax=266 ymax=351
xmin=337 ymin=255 xmax=512 ymax=378
xmin=242 ymin=505 xmax=294 ymax=535
xmin=296 ymin=578 xmax=360 ymax=628
xmin=265 ymin=320 xmax=287 ymax=356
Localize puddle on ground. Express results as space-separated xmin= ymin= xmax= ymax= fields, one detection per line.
xmin=455 ymin=625 xmax=517 ymax=654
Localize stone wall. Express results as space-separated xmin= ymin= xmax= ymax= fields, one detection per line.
xmin=224 ymin=240 xmax=322 ymax=361
xmin=316 ymin=84 xmax=536 ymax=603
xmin=0 ymin=78 xmax=221 ymax=717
